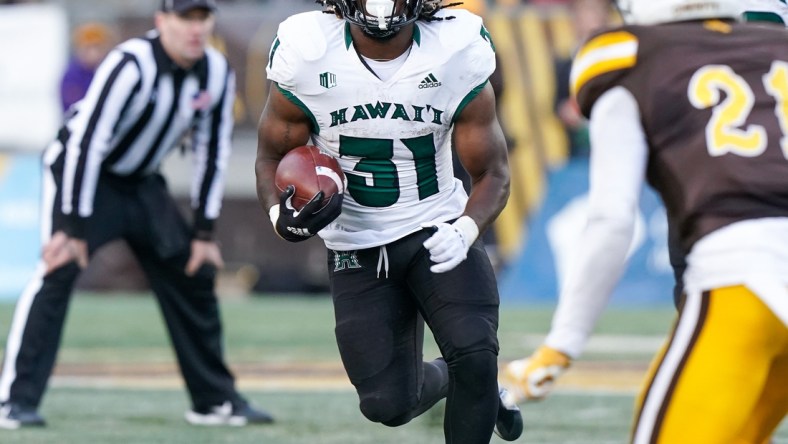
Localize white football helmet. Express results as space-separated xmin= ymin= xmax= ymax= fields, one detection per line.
xmin=615 ymin=0 xmax=741 ymax=25
xmin=320 ymin=0 xmax=425 ymax=39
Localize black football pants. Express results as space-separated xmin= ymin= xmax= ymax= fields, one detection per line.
xmin=328 ymin=229 xmax=501 ymax=444
xmin=0 ymin=167 xmax=241 ymax=412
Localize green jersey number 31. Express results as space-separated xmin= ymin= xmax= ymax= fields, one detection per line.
xmin=339 ymin=134 xmax=440 ymax=207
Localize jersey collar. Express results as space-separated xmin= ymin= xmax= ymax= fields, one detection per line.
xmin=344 ymin=22 xmax=421 ymax=50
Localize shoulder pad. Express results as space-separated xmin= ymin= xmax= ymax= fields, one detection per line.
xmin=269 ymin=12 xmax=339 ymax=89
xmin=433 ymin=9 xmax=487 ymax=52
xmin=570 ymin=28 xmax=639 ymax=118
xmin=276 ymin=11 xmax=330 ymax=62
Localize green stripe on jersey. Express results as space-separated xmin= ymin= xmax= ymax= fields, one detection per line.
xmin=269 ymin=37 xmax=281 ymax=68
xmin=276 ymin=83 xmax=320 ymax=135
xmin=452 ymin=81 xmax=487 ymax=124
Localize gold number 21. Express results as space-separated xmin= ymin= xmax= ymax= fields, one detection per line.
xmin=688 ymin=61 xmax=788 ymax=158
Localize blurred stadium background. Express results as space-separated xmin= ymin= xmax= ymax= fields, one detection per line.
xmin=0 ymin=0 xmax=674 ymax=301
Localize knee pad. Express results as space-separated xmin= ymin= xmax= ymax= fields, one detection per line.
xmin=438 ymin=312 xmax=499 ymax=359
xmin=358 ymin=392 xmax=414 ymax=427
xmin=450 ymin=349 xmax=498 ymax=387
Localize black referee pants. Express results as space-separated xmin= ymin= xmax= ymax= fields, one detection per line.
xmin=0 ymin=167 xmax=241 ymax=411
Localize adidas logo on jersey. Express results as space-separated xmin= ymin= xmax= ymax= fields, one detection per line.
xmin=419 ymin=73 xmax=442 ymax=89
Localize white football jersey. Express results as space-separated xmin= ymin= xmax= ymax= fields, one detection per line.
xmin=267 ymin=9 xmax=496 ymax=250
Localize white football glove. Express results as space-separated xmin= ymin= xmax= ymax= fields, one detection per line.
xmin=504 ymin=345 xmax=571 ymax=402
xmin=421 ymin=216 xmax=479 ymax=273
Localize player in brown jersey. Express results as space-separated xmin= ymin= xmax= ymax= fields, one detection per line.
xmin=503 ymin=0 xmax=788 ymax=442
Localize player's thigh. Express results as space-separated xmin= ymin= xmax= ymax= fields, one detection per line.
xmin=328 ymin=247 xmax=422 ymax=385
xmin=738 ymin=327 xmax=788 ymax=444
xmin=633 ymin=285 xmax=785 ymax=444
xmin=407 ymin=239 xmax=500 ymax=360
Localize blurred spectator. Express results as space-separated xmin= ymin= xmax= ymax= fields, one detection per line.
xmin=554 ymin=0 xmax=613 ymax=157
xmin=60 ymin=22 xmax=115 ymax=113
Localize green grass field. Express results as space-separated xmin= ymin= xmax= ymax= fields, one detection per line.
xmin=0 ymin=293 xmax=785 ymax=443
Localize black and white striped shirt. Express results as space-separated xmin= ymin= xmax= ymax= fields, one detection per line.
xmin=45 ymin=30 xmax=235 ymax=238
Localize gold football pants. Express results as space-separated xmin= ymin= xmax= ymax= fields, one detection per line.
xmin=632 ymin=285 xmax=788 ymax=444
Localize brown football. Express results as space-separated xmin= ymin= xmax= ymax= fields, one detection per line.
xmin=274 ymin=145 xmax=345 ymax=210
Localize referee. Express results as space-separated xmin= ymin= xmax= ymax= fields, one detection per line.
xmin=0 ymin=0 xmax=273 ymax=428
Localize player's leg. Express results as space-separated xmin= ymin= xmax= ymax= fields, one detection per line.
xmin=406 ymin=233 xmax=503 ymax=443
xmin=328 ymin=245 xmax=449 ymax=427
xmin=0 ymin=160 xmax=121 ymax=427
xmin=631 ymin=285 xmax=786 ymax=444
xmin=736 ymin=324 xmax=788 ymax=444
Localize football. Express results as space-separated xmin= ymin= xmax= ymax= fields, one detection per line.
xmin=275 ymin=145 xmax=346 ymax=210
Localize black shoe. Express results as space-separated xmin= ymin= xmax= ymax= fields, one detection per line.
xmin=185 ymin=401 xmax=274 ymax=426
xmin=494 ymin=387 xmax=523 ymax=441
xmin=0 ymin=403 xmax=46 ymax=429
xmin=231 ymin=401 xmax=274 ymax=426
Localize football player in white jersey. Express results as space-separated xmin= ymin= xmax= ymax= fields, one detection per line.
xmin=256 ymin=1 xmax=522 ymax=442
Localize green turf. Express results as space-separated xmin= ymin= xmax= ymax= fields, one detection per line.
xmin=2 ymin=388 xmax=785 ymax=443
xmin=0 ymin=387 xmax=646 ymax=444
xmin=0 ymin=294 xmax=784 ymax=443
xmin=0 ymin=294 xmax=677 ymax=365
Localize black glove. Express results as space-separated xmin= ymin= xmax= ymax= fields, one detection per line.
xmin=272 ymin=185 xmax=343 ymax=242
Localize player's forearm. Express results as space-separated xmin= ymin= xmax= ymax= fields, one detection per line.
xmin=545 ymin=214 xmax=635 ymax=358
xmin=464 ymin=164 xmax=510 ymax=233
xmin=254 ymin=154 xmax=281 ymax=212
xmin=254 ymin=93 xmax=311 ymax=212
xmin=547 ymin=86 xmax=649 ymax=358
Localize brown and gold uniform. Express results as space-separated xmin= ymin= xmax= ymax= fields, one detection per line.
xmin=571 ymin=19 xmax=788 ymax=443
